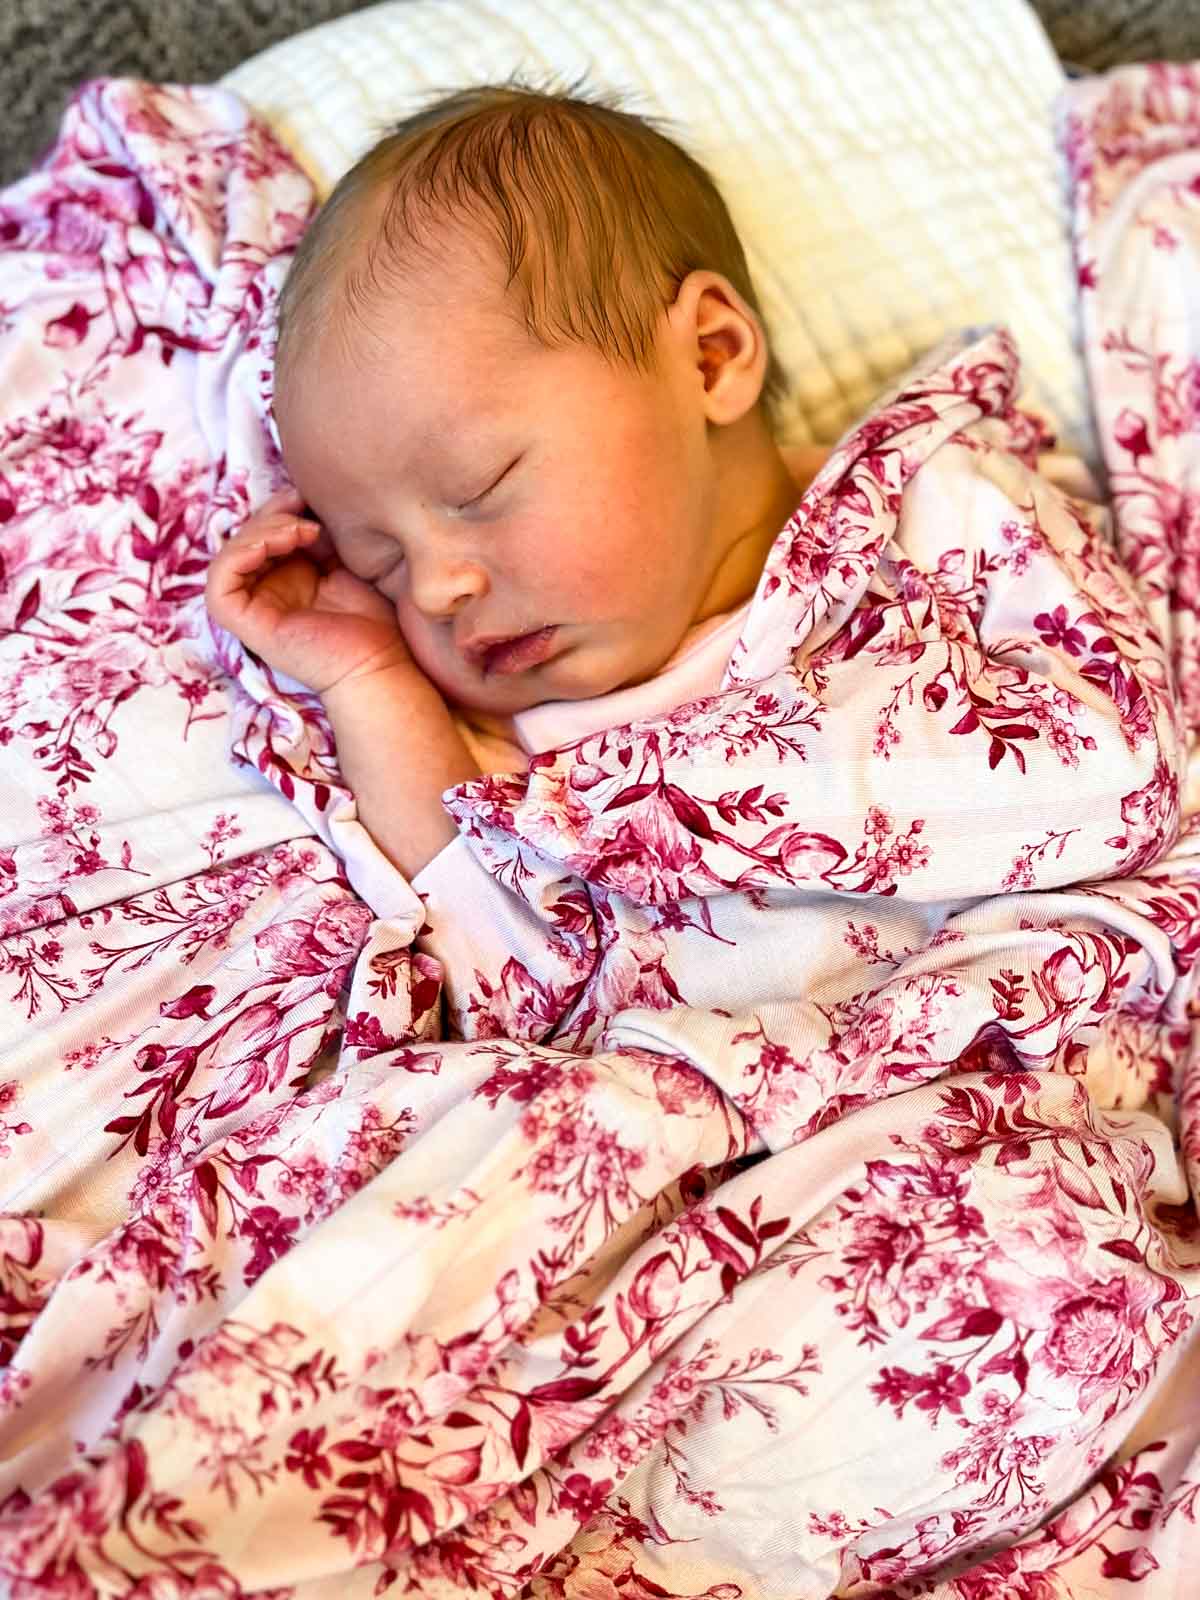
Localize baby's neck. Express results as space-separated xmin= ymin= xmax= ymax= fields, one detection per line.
xmin=691 ymin=428 xmax=813 ymax=626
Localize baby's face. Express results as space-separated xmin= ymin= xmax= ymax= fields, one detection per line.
xmin=274 ymin=238 xmax=727 ymax=716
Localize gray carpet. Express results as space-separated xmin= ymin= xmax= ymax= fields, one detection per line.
xmin=3 ymin=0 xmax=1200 ymax=188
xmin=0 ymin=0 xmax=372 ymax=183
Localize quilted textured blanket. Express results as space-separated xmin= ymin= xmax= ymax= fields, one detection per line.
xmin=3 ymin=63 xmax=1200 ymax=1600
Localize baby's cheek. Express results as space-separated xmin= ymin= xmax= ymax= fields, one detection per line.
xmin=373 ymin=563 xmax=408 ymax=606
xmin=389 ymin=597 xmax=445 ymax=676
xmin=540 ymin=519 xmax=634 ymax=603
xmin=387 ymin=574 xmax=434 ymax=635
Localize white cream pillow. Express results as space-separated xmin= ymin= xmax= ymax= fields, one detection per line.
xmin=224 ymin=0 xmax=1090 ymax=455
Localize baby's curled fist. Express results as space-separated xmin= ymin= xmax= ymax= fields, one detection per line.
xmin=205 ymin=487 xmax=411 ymax=696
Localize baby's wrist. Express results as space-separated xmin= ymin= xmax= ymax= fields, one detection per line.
xmin=319 ymin=656 xmax=478 ymax=780
xmin=316 ymin=653 xmax=479 ymax=880
xmin=320 ymin=655 xmax=435 ymax=719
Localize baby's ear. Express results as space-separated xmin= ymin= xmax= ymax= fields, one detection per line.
xmin=671 ymin=270 xmax=767 ymax=427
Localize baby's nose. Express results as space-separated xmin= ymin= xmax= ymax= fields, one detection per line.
xmin=406 ymin=550 xmax=488 ymax=619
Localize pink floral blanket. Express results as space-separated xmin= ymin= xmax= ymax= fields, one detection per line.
xmin=3 ymin=63 xmax=1200 ymax=1600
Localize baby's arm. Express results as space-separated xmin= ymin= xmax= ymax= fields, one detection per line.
xmin=321 ymin=665 xmax=479 ymax=880
xmin=209 ymin=496 xmax=576 ymax=1041
xmin=207 ymin=492 xmax=480 ymax=881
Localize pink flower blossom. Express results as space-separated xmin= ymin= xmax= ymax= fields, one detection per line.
xmin=1112 ymin=406 xmax=1152 ymax=462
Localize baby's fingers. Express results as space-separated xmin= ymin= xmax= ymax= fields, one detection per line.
xmin=234 ymin=515 xmax=319 ymax=568
xmin=256 ymin=485 xmax=306 ymax=515
xmin=206 ymin=517 xmax=319 ymax=618
xmin=253 ymin=507 xmax=338 ymax=574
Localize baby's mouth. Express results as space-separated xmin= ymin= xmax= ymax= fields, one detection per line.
xmin=470 ymin=626 xmax=560 ymax=678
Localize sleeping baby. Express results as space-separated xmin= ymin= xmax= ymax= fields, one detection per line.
xmin=204 ymin=81 xmax=828 ymax=886
xmin=206 ymin=79 xmax=1165 ymax=1060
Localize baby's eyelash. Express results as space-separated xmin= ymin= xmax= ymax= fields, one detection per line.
xmin=457 ymin=455 xmax=521 ymax=512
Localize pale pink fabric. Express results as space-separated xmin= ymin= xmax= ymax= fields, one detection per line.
xmin=2 ymin=66 xmax=1200 ymax=1600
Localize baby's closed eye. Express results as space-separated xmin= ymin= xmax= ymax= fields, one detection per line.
xmin=453 ymin=453 xmax=523 ymax=514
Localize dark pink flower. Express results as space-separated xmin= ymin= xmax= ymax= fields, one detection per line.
xmin=913 ymin=1361 xmax=971 ymax=1417
xmin=1100 ymin=1545 xmax=1159 ymax=1581
xmin=285 ymin=1426 xmax=332 ymax=1491
xmin=43 ymin=301 xmax=94 ymax=348
xmin=557 ymin=1471 xmax=614 ymax=1520
xmin=241 ymin=1205 xmax=300 ymax=1283
xmin=48 ymin=198 xmax=108 ymax=255
xmin=1043 ymin=1283 xmax=1135 ymax=1391
xmin=1112 ymin=407 xmax=1152 ymax=462
xmin=627 ymin=1251 xmax=684 ymax=1321
xmin=1033 ymin=605 xmax=1087 ymax=656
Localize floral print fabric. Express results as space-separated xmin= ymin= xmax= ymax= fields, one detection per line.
xmin=2 ymin=65 xmax=1200 ymax=1600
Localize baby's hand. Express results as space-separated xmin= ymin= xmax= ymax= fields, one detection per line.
xmin=206 ymin=488 xmax=410 ymax=695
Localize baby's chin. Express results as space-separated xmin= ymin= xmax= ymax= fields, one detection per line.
xmin=449 ymin=671 xmax=602 ymax=718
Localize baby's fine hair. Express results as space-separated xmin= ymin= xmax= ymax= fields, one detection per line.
xmin=275 ymin=78 xmax=787 ymax=421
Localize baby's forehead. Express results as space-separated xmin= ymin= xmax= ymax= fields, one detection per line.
xmin=319 ymin=225 xmax=569 ymax=386
xmin=279 ymin=249 xmax=535 ymax=417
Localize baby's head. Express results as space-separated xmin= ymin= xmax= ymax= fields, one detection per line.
xmin=272 ymin=81 xmax=798 ymax=715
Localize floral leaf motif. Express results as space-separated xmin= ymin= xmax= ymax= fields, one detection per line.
xmin=510 ymin=1401 xmax=532 ymax=1470
xmin=602 ymin=781 xmax=658 ymax=812
xmin=527 ymin=1376 xmax=606 ymax=1405
xmin=14 ymin=580 xmax=40 ymax=628
xmin=920 ymin=1307 xmax=1003 ymax=1342
xmin=159 ymin=984 xmax=216 ymax=1019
